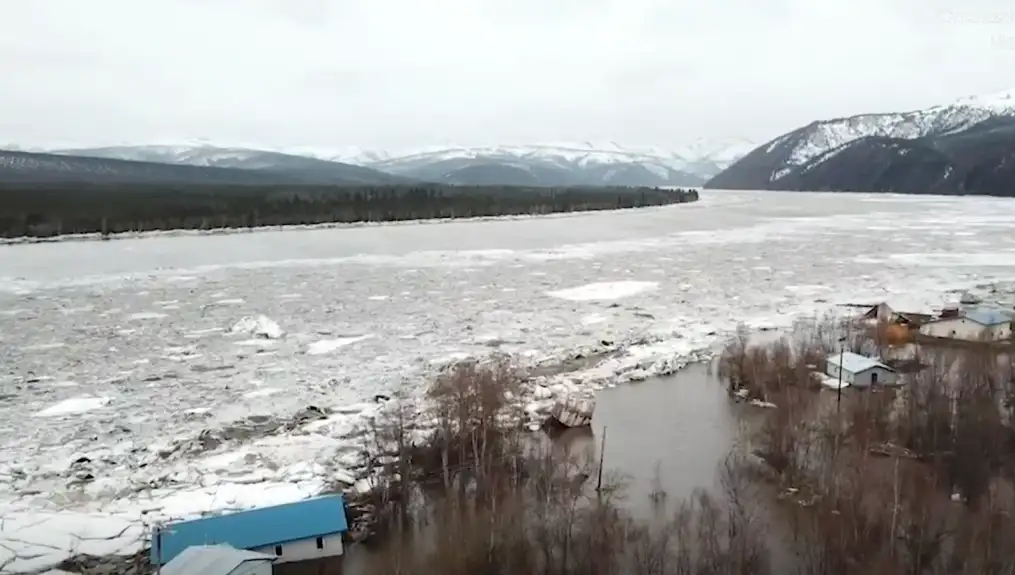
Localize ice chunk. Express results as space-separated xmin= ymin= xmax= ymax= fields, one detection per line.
xmin=245 ymin=387 xmax=283 ymax=398
xmin=307 ymin=335 xmax=372 ymax=355
xmin=34 ymin=396 xmax=112 ymax=417
xmin=230 ymin=315 xmax=284 ymax=339
xmin=547 ymin=281 xmax=658 ymax=301
xmin=128 ymin=311 xmax=167 ymax=320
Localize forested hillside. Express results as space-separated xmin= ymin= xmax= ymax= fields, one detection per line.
xmin=0 ymin=183 xmax=698 ymax=239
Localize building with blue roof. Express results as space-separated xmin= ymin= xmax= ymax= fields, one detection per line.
xmin=919 ymin=306 xmax=1014 ymax=343
xmin=825 ymin=351 xmax=897 ymax=388
xmin=151 ymin=494 xmax=349 ymax=566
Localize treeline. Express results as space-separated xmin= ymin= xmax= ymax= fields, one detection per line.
xmin=0 ymin=183 xmax=698 ymax=238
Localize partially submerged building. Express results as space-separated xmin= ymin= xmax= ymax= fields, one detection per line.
xmin=918 ymin=307 xmax=1014 ymax=342
xmin=152 ymin=494 xmax=349 ymax=568
xmin=825 ymin=351 xmax=898 ymax=388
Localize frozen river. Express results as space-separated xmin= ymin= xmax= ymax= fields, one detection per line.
xmin=3 ymin=190 xmax=1015 ymax=572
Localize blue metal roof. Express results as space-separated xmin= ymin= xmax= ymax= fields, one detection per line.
xmin=826 ymin=351 xmax=893 ymax=374
xmin=963 ymin=307 xmax=1014 ymax=326
xmin=152 ymin=494 xmax=348 ymax=565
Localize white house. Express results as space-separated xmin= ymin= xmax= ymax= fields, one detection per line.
xmin=825 ymin=351 xmax=898 ymax=388
xmin=162 ymin=545 xmax=275 ymax=575
xmin=918 ymin=307 xmax=1013 ymax=342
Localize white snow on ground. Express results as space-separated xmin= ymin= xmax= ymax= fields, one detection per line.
xmin=5 ymin=191 xmax=1015 ymax=571
xmin=547 ymin=280 xmax=658 ymax=301
xmin=33 ymin=396 xmax=112 ymax=418
xmin=818 ymin=373 xmax=850 ymax=389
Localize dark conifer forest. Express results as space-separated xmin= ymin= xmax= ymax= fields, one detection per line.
xmin=0 ymin=183 xmax=698 ymax=239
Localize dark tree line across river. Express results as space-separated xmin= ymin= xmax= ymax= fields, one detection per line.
xmin=0 ymin=183 xmax=699 ymax=238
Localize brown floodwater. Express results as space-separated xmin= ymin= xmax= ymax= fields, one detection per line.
xmin=557 ymin=361 xmax=740 ymax=514
xmin=340 ymin=361 xmax=752 ymax=573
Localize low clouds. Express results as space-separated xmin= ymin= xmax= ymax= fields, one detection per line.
xmin=3 ymin=0 xmax=1014 ymax=150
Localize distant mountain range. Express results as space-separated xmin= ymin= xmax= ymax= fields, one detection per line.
xmin=332 ymin=141 xmax=754 ymax=187
xmin=0 ymin=148 xmax=411 ymax=186
xmin=12 ymin=140 xmax=753 ymax=188
xmin=706 ymin=89 xmax=1015 ymax=197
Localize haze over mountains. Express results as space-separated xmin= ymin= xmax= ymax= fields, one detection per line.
xmin=707 ymin=89 xmax=1015 ymax=197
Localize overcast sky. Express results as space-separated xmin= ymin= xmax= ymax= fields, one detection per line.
xmin=3 ymin=0 xmax=1015 ymax=151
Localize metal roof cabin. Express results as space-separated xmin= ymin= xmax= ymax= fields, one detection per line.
xmin=152 ymin=494 xmax=349 ymax=566
xmin=963 ymin=307 xmax=1014 ymax=327
xmin=825 ymin=351 xmax=898 ymax=388
xmin=162 ymin=545 xmax=275 ymax=575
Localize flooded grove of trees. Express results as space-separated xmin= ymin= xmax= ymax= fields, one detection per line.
xmin=716 ymin=316 xmax=1015 ymax=574
xmin=0 ymin=183 xmax=699 ymax=239
xmin=352 ymin=317 xmax=1015 ymax=575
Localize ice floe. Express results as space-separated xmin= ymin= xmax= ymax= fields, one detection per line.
xmin=127 ymin=311 xmax=167 ymax=320
xmin=229 ymin=315 xmax=284 ymax=339
xmin=306 ymin=335 xmax=373 ymax=355
xmin=547 ymin=280 xmax=658 ymax=301
xmin=33 ymin=396 xmax=112 ymax=418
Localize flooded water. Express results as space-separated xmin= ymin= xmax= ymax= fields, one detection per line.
xmin=340 ymin=362 xmax=740 ymax=573
xmin=563 ymin=362 xmax=738 ymax=512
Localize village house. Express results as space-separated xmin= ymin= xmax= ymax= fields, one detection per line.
xmin=825 ymin=351 xmax=898 ymax=387
xmin=918 ymin=307 xmax=1014 ymax=342
xmin=858 ymin=302 xmax=933 ymax=328
xmin=152 ymin=494 xmax=349 ymax=571
xmin=162 ymin=545 xmax=276 ymax=575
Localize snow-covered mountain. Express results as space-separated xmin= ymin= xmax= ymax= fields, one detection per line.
xmin=707 ymin=88 xmax=1015 ymax=192
xmin=48 ymin=140 xmax=755 ymax=188
xmin=332 ymin=140 xmax=755 ymax=186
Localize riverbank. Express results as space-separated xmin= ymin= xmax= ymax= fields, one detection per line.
xmin=3 ymin=303 xmax=1010 ymax=574
xmin=0 ymin=184 xmax=697 ymax=242
xmin=0 ymin=196 xmax=698 ymax=247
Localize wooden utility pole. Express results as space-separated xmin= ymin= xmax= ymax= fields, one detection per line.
xmin=837 ymin=345 xmax=844 ymax=410
xmin=596 ymin=426 xmax=607 ymax=493
xmin=836 ymin=335 xmax=848 ymax=411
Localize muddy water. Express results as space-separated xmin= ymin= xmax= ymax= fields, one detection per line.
xmin=558 ymin=362 xmax=740 ymax=513
xmin=341 ymin=362 xmax=745 ymax=572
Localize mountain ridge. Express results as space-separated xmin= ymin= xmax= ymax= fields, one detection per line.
xmin=0 ymin=148 xmax=410 ymax=186
xmin=47 ymin=139 xmax=754 ymax=188
xmin=706 ymin=89 xmax=1015 ymax=196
